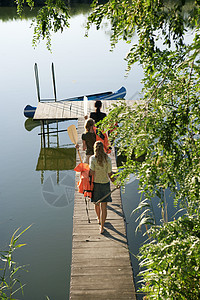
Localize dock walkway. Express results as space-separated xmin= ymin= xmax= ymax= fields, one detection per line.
xmin=33 ymin=100 xmax=137 ymax=299
xmin=70 ymin=118 xmax=136 ymax=299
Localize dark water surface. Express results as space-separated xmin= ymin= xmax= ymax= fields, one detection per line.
xmin=0 ymin=4 xmax=145 ymax=300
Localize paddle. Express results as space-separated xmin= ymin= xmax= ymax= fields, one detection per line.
xmin=95 ymin=186 xmax=120 ymax=204
xmin=67 ymin=124 xmax=82 ymax=163
xmin=68 ymin=124 xmax=92 ymax=223
xmin=84 ymin=95 xmax=88 ymax=117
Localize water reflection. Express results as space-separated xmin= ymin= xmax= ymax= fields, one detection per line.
xmin=24 ymin=118 xmax=67 ymax=131
xmin=34 ymin=119 xmax=77 ymax=208
xmin=0 ymin=1 xmax=93 ymax=21
xmin=24 ymin=118 xmax=41 ymax=131
xmin=41 ymin=170 xmax=75 ymax=208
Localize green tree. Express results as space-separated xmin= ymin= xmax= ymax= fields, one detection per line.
xmin=86 ymin=1 xmax=200 ymax=298
xmin=14 ymin=0 xmax=70 ymax=50
xmin=15 ymin=0 xmax=200 ymax=298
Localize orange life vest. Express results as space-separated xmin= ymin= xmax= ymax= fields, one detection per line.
xmin=93 ymin=126 xmax=112 ymax=154
xmin=74 ymin=163 xmax=94 ymax=198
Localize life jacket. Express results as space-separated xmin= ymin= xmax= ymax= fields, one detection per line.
xmin=74 ymin=163 xmax=94 ymax=198
xmin=93 ymin=126 xmax=112 ymax=154
xmin=109 ymin=122 xmax=118 ymax=134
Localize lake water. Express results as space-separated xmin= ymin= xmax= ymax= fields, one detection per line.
xmin=0 ymin=4 xmax=179 ymax=300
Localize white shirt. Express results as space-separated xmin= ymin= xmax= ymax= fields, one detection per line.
xmin=89 ymin=155 xmax=112 ymax=184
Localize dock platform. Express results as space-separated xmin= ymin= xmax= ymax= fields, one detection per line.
xmin=33 ymin=99 xmax=134 ymax=120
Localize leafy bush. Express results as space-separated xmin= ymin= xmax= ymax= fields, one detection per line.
xmin=0 ymin=226 xmax=30 ymax=300
xmin=138 ymin=216 xmax=200 ymax=299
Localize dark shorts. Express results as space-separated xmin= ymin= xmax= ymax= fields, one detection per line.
xmin=91 ymin=182 xmax=112 ymax=203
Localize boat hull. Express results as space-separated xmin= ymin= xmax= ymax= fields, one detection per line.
xmin=24 ymin=105 xmax=37 ymax=118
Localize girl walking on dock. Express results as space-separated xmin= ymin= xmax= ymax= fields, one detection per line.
xmin=89 ymin=141 xmax=115 ymax=234
xmin=78 ymin=118 xmax=96 ymax=164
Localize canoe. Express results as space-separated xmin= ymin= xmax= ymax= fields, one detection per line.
xmin=24 ymin=86 xmax=126 ymax=118
xmin=60 ymin=86 xmax=126 ymax=102
xmin=24 ymin=105 xmax=37 ymax=118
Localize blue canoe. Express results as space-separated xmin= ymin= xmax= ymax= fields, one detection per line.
xmin=24 ymin=86 xmax=126 ymax=118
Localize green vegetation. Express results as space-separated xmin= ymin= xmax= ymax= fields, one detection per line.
xmin=0 ymin=226 xmax=31 ymax=300
xmin=10 ymin=1 xmax=92 ymax=49
xmin=14 ymin=0 xmax=200 ymax=298
xmin=89 ymin=1 xmax=200 ymax=298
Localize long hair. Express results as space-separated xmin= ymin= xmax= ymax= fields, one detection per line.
xmin=94 ymin=141 xmax=108 ymax=166
xmin=85 ymin=118 xmax=94 ymax=133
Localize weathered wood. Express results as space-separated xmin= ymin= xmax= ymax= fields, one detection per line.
xmin=70 ymin=290 xmax=135 ymax=300
xmin=33 ymin=99 xmax=136 ymax=120
xmin=69 ymin=117 xmax=136 ymax=299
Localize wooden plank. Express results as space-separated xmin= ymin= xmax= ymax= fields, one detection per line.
xmin=71 ymin=265 xmax=133 ymax=275
xmin=71 ymin=256 xmax=132 ymax=267
xmin=70 ymin=288 xmax=135 ymax=300
xmin=54 ymin=102 xmax=64 ymax=119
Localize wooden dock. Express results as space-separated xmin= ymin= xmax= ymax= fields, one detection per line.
xmin=33 ymin=100 xmax=137 ymax=299
xmin=33 ymin=99 xmax=134 ymax=120
xmin=70 ymin=118 xmax=136 ymax=299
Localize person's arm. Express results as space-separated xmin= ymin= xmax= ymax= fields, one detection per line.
xmin=89 ymin=156 xmax=95 ymax=177
xmin=107 ymin=157 xmax=115 ymax=182
xmin=89 ymin=169 xmax=95 ymax=177
xmin=108 ymin=172 xmax=115 ymax=182
xmin=82 ymin=139 xmax=86 ymax=151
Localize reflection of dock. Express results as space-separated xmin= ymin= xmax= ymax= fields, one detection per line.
xmin=35 ymin=120 xmax=76 ymax=184
xmin=36 ymin=148 xmax=76 ymax=171
xmin=35 ymin=120 xmax=76 ymax=208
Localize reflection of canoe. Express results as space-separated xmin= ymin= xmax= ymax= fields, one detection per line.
xmin=24 ymin=118 xmax=66 ymax=131
xmin=24 ymin=118 xmax=41 ymax=131
xmin=24 ymin=86 xmax=126 ymax=118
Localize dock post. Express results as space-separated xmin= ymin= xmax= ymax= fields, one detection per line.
xmin=41 ymin=120 xmax=46 ymax=148
xmin=34 ymin=63 xmax=41 ymax=102
xmin=52 ymin=62 xmax=57 ymax=102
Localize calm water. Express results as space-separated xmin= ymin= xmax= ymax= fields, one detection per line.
xmin=0 ymin=4 xmax=178 ymax=300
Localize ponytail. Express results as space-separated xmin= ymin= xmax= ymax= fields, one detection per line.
xmin=94 ymin=141 xmax=108 ymax=166
xmin=85 ymin=118 xmax=94 ymax=133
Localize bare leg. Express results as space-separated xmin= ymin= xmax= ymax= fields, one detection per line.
xmin=100 ymin=202 xmax=107 ymax=233
xmin=95 ymin=204 xmax=100 ymax=224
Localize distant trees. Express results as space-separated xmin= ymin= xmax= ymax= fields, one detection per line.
xmin=0 ymin=0 xmax=43 ymax=6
